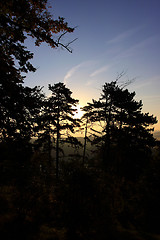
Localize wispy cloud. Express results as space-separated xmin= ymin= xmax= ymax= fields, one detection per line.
xmin=64 ymin=60 xmax=96 ymax=84
xmin=90 ymin=65 xmax=110 ymax=77
xmin=107 ymin=26 xmax=143 ymax=44
xmin=64 ymin=63 xmax=82 ymax=84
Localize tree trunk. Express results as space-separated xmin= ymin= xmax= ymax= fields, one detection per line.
xmin=104 ymin=101 xmax=111 ymax=163
xmin=56 ymin=129 xmax=59 ymax=178
xmin=82 ymin=118 xmax=88 ymax=164
xmin=48 ymin=134 xmax=51 ymax=168
xmin=56 ymin=101 xmax=60 ymax=179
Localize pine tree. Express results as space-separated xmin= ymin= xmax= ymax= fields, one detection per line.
xmin=83 ymin=81 xmax=157 ymax=164
xmin=41 ymin=82 xmax=81 ymax=178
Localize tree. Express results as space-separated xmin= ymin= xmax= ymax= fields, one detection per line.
xmin=34 ymin=93 xmax=55 ymax=168
xmin=0 ymin=0 xmax=75 ymax=142
xmin=0 ymin=84 xmax=44 ymax=141
xmin=82 ymin=81 xmax=120 ymax=162
xmin=83 ymin=81 xmax=157 ymax=165
xmin=112 ymin=85 xmax=157 ymax=149
xmin=0 ymin=0 xmax=75 ymax=68
xmin=40 ymin=82 xmax=80 ymax=178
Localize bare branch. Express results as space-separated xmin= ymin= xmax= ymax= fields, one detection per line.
xmin=57 ymin=38 xmax=78 ymax=53
xmin=56 ymin=27 xmax=78 ymax=53
xmin=119 ymin=77 xmax=136 ymax=89
xmin=115 ymin=70 xmax=127 ymax=83
xmin=115 ymin=71 xmax=136 ymax=89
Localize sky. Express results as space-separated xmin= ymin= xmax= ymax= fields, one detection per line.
xmin=25 ymin=0 xmax=160 ymax=131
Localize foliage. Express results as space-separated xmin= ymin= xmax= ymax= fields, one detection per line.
xmin=0 ymin=0 xmax=74 ymax=69
xmin=1 ymin=150 xmax=160 ymax=240
xmin=0 ymin=85 xmax=44 ymax=142
xmin=1 ymin=1 xmax=159 ymax=238
xmin=82 ymin=81 xmax=157 ymax=164
xmin=47 ymin=82 xmax=80 ymax=138
xmin=0 ymin=0 xmax=75 ymax=142
xmin=36 ymin=82 xmax=81 ymax=177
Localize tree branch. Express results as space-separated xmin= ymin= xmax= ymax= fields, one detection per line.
xmin=56 ymin=28 xmax=78 ymax=53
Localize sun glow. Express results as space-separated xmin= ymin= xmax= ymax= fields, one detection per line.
xmin=73 ymin=105 xmax=84 ymax=119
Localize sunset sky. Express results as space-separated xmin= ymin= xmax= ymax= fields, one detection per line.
xmin=25 ymin=0 xmax=160 ymax=131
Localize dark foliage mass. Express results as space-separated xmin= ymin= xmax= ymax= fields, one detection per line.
xmin=0 ymin=1 xmax=160 ymax=240
xmin=0 ymin=0 xmax=75 ymax=143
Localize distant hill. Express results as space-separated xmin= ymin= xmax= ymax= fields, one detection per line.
xmin=153 ymin=131 xmax=160 ymax=140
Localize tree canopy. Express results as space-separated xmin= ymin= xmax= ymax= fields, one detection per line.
xmin=0 ymin=0 xmax=75 ymax=142
xmin=47 ymin=82 xmax=80 ymax=177
xmin=1 ymin=1 xmax=160 ymax=239
xmin=82 ymin=81 xmax=157 ymax=163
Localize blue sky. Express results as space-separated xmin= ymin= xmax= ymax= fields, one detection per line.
xmin=25 ymin=0 xmax=160 ymax=131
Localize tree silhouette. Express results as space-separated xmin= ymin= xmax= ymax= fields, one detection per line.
xmin=41 ymin=82 xmax=81 ymax=178
xmin=113 ymin=86 xmax=157 ymax=149
xmin=0 ymin=84 xmax=44 ymax=142
xmin=83 ymin=81 xmax=157 ymax=165
xmin=0 ymin=0 xmax=75 ymax=143
xmin=35 ymin=94 xmax=56 ymax=168
xmin=82 ymin=81 xmax=120 ymax=162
